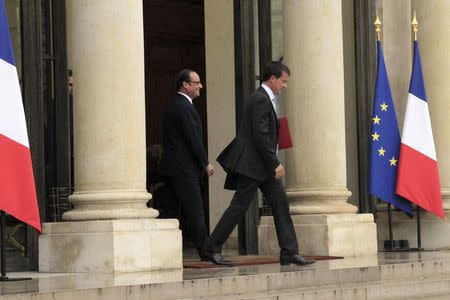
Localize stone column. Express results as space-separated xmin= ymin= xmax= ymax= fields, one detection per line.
xmin=204 ymin=0 xmax=237 ymax=249
xmin=283 ymin=0 xmax=355 ymax=215
xmin=259 ymin=0 xmax=377 ymax=257
xmin=413 ymin=0 xmax=450 ymax=212
xmin=63 ymin=0 xmax=157 ymax=221
xmin=39 ymin=0 xmax=181 ymax=273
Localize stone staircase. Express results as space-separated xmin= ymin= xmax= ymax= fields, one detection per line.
xmin=2 ymin=253 xmax=450 ymax=299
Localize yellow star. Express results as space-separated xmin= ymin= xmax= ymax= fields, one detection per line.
xmin=372 ymin=132 xmax=380 ymax=141
xmin=380 ymin=102 xmax=388 ymax=111
xmin=378 ymin=147 xmax=386 ymax=156
xmin=389 ymin=157 xmax=397 ymax=166
xmin=373 ymin=115 xmax=381 ymax=125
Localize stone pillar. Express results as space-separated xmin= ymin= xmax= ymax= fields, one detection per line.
xmin=283 ymin=0 xmax=355 ymax=215
xmin=259 ymin=0 xmax=377 ymax=257
xmin=413 ymin=0 xmax=450 ymax=212
xmin=39 ymin=0 xmax=182 ymax=273
xmin=63 ymin=0 xmax=157 ymax=221
xmin=377 ymin=1 xmax=450 ymax=249
xmin=204 ymin=0 xmax=237 ymax=249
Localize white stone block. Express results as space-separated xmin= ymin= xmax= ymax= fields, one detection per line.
xmin=39 ymin=219 xmax=182 ymax=273
xmin=376 ymin=209 xmax=450 ymax=250
xmin=258 ymin=214 xmax=378 ymax=256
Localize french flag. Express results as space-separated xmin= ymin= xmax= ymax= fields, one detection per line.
xmin=0 ymin=0 xmax=41 ymax=231
xmin=396 ymin=41 xmax=444 ymax=219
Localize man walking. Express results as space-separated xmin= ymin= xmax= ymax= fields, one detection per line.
xmin=203 ymin=61 xmax=315 ymax=267
xmin=160 ymin=69 xmax=213 ymax=259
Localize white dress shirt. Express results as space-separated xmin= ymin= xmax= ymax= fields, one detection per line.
xmin=261 ymin=83 xmax=277 ymax=113
xmin=261 ymin=83 xmax=279 ymax=153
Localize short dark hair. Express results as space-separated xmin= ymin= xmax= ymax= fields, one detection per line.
xmin=176 ymin=69 xmax=194 ymax=91
xmin=261 ymin=61 xmax=290 ymax=82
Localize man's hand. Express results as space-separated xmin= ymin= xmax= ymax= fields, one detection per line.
xmin=274 ymin=164 xmax=285 ymax=180
xmin=206 ymin=163 xmax=214 ymax=177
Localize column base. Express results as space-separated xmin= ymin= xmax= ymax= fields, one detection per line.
xmin=39 ymin=219 xmax=182 ymax=273
xmin=258 ymin=214 xmax=377 ymax=256
xmin=287 ymin=188 xmax=357 ymax=214
xmin=63 ymin=190 xmax=159 ymax=221
xmin=376 ymin=210 xmax=450 ymax=250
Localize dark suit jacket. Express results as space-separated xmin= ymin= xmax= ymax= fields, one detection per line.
xmin=217 ymin=86 xmax=280 ymax=189
xmin=160 ymin=93 xmax=209 ymax=178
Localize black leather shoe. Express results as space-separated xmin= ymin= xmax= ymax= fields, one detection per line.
xmin=204 ymin=253 xmax=233 ymax=266
xmin=280 ymin=254 xmax=315 ymax=266
xmin=199 ymin=253 xmax=209 ymax=262
xmin=197 ymin=248 xmax=210 ymax=261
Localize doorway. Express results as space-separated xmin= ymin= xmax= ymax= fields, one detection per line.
xmin=143 ymin=0 xmax=209 ymax=249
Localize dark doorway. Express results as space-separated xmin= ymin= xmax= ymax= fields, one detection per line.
xmin=143 ymin=0 xmax=209 ymax=248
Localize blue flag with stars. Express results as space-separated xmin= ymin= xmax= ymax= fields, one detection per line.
xmin=369 ymin=41 xmax=412 ymax=216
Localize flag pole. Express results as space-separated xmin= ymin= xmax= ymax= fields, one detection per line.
xmin=1 ymin=211 xmax=6 ymax=279
xmin=374 ymin=10 xmax=382 ymax=41
xmin=412 ymin=10 xmax=418 ymax=42
xmin=411 ymin=11 xmax=423 ymax=251
xmin=0 ymin=211 xmax=31 ymax=282
xmin=387 ymin=204 xmax=394 ymax=248
xmin=417 ymin=206 xmax=422 ymax=249
xmin=374 ymin=12 xmax=395 ymax=251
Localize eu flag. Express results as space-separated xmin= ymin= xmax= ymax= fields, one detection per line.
xmin=369 ymin=41 xmax=412 ymax=215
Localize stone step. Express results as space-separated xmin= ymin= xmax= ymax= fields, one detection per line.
xmin=147 ymin=259 xmax=450 ymax=299
xmin=183 ymin=275 xmax=450 ymax=300
xmin=2 ymin=254 xmax=450 ymax=300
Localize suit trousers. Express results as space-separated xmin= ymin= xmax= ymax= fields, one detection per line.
xmin=168 ymin=176 xmax=208 ymax=251
xmin=206 ymin=174 xmax=299 ymax=257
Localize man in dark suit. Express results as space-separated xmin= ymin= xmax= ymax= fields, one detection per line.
xmin=202 ymin=61 xmax=315 ymax=266
xmin=160 ymin=69 xmax=213 ymax=259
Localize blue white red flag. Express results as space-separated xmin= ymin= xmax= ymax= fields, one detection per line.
xmin=396 ymin=41 xmax=444 ymax=219
xmin=0 ymin=0 xmax=41 ymax=231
